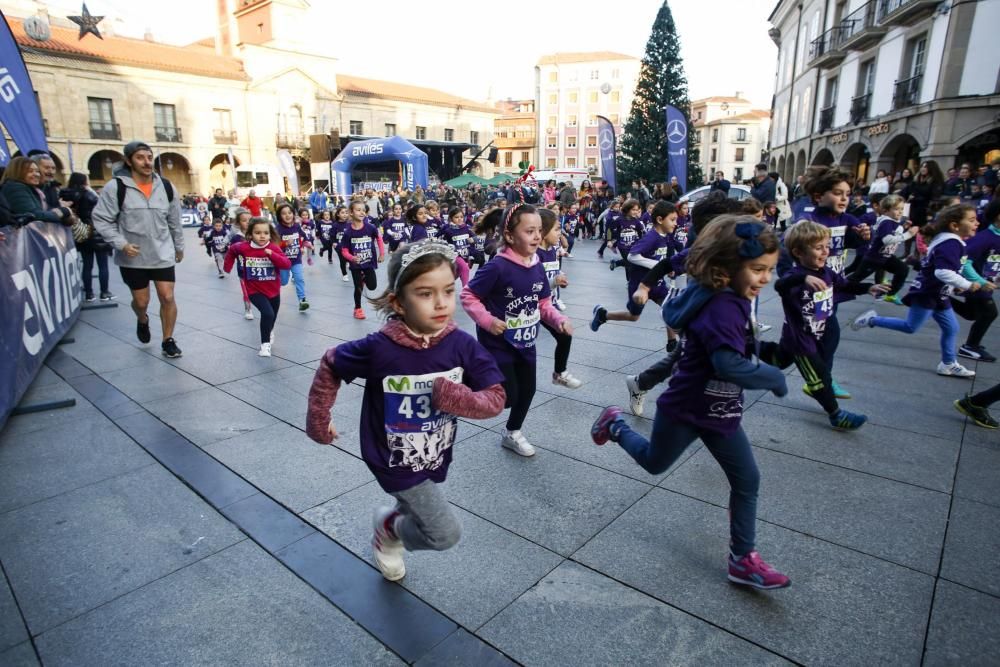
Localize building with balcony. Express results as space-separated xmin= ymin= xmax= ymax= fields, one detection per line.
xmin=534 ymin=52 xmax=640 ymax=178
xmin=691 ymin=95 xmax=771 ymax=185
xmin=6 ymin=0 xmax=496 ymax=195
xmin=493 ymin=100 xmax=537 ymax=177
xmin=767 ymin=0 xmax=1000 ymax=187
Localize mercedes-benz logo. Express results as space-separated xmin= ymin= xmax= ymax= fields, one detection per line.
xmin=667 ymin=120 xmax=687 ymax=143
xmin=599 ymin=129 xmax=614 ymax=152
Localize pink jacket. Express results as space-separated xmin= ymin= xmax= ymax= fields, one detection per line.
xmin=460 ymin=248 xmax=568 ymax=332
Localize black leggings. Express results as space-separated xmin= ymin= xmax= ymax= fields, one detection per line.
xmin=499 ymin=361 xmax=536 ymax=431
xmin=849 ymin=256 xmax=909 ymax=296
xmin=351 ymin=268 xmax=377 ymax=308
xmin=248 ymin=293 xmax=280 ymax=344
xmin=951 ymin=297 xmax=998 ymax=348
xmin=761 ymin=343 xmax=839 ymax=414
xmin=970 ymin=382 xmax=1000 ymax=408
xmin=319 ymin=240 xmax=334 ymax=262
xmin=541 ymin=321 xmax=572 ymax=374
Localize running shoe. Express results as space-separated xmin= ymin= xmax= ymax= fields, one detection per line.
xmin=829 ymin=409 xmax=867 ymax=431
xmin=609 ymin=260 xmax=616 ymax=272
xmin=353 ymin=308 xmax=366 ymax=320
xmin=552 ymin=371 xmax=583 ymax=389
xmin=591 ymin=406 xmax=623 ymax=445
xmin=666 ymin=339 xmax=678 ymax=353
xmin=954 ymin=395 xmax=999 ymax=429
xmin=727 ymin=551 xmax=790 ymax=590
xmin=258 ymin=342 xmax=272 ymax=357
xmin=371 ymin=507 xmax=405 ymax=581
xmin=850 ymin=309 xmax=878 ymax=331
xmin=99 ymin=291 xmax=115 ymax=302
xmin=161 ymin=337 xmax=183 ymax=358
xmin=937 ymin=361 xmax=975 ymax=378
xmin=831 ymin=381 xmax=851 ymax=400
xmin=501 ymin=429 xmax=536 ymax=457
xmin=298 ymin=299 xmax=310 ymax=312
xmin=244 ymin=306 xmax=254 ymax=320
xmin=136 ymin=317 xmax=151 ymax=344
xmin=342 ymin=274 xmax=350 ymax=282
xmin=625 ymin=375 xmax=646 ymax=416
xmin=217 ymin=272 xmax=225 ymax=279
xmin=882 ymin=294 xmax=904 ymax=306
xmin=958 ymin=344 xmax=997 ymax=363
xmin=590 ymin=305 xmax=606 ymax=332
xmin=84 ymin=293 xmax=96 ymax=303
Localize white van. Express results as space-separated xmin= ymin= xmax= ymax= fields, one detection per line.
xmin=235 ymin=164 xmax=285 ymax=197
xmin=530 ymin=168 xmax=593 ymax=190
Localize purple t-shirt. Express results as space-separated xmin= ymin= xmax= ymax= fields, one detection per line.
xmin=331 ymin=221 xmax=348 ymax=246
xmin=276 ymin=223 xmax=306 ymax=265
xmin=209 ymin=228 xmax=230 ymax=255
xmin=317 ymin=220 xmax=335 ymax=243
xmin=801 ymin=207 xmax=862 ymax=276
xmin=778 ymin=265 xmax=842 ymax=356
xmin=657 ymin=291 xmax=752 ymax=435
xmin=616 ymin=218 xmax=645 ymax=254
xmin=409 ymin=222 xmax=436 ymax=242
xmin=441 ymin=224 xmax=473 ymax=259
xmin=626 ymin=228 xmax=676 ymax=299
xmin=965 ymin=227 xmax=1000 ymax=285
xmin=536 ymin=245 xmax=561 ymax=285
xmin=904 ymin=236 xmax=965 ymax=310
xmin=332 ymin=328 xmax=503 ymax=493
xmin=467 ymin=255 xmax=551 ymax=364
xmin=383 ymin=217 xmax=408 ymax=243
xmin=338 ymin=222 xmax=380 ymax=270
xmin=863 ymin=216 xmax=907 ymax=265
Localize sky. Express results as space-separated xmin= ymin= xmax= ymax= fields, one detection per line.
xmin=33 ymin=0 xmax=779 ymax=108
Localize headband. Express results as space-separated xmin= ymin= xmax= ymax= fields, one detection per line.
xmin=394 ymin=239 xmax=457 ymax=292
xmin=735 ymin=222 xmax=767 ymax=258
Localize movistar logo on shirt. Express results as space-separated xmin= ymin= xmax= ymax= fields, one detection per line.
xmin=384 ymin=368 xmax=464 ymax=395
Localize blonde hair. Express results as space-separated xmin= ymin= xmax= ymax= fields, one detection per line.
xmin=880 ymin=194 xmax=904 ymax=211
xmin=784 ymin=221 xmax=831 ymax=259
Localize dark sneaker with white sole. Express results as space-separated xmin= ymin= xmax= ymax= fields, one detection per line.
xmin=161 ymin=337 xmax=183 ymax=358
xmin=136 ymin=317 xmax=151 ymax=344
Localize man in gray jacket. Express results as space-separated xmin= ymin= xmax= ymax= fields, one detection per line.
xmin=92 ymin=140 xmax=185 ymax=358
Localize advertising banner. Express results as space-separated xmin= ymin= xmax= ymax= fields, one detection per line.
xmin=0 ymin=12 xmax=48 ymax=153
xmin=665 ymin=105 xmax=688 ymax=189
xmin=596 ymin=115 xmax=617 ymax=193
xmin=0 ymin=222 xmax=81 ymax=428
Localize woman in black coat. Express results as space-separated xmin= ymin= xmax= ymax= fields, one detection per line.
xmin=61 ymin=172 xmax=112 ymax=302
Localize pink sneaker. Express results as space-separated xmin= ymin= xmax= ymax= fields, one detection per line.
xmin=591 ymin=406 xmax=623 ymax=445
xmin=727 ymin=551 xmax=790 ymax=590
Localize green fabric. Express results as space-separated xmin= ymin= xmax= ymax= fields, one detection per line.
xmin=444 ymin=174 xmax=487 ymax=187
xmin=1 ymin=180 xmax=62 ymax=223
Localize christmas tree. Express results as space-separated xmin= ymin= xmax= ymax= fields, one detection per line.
xmin=619 ymin=1 xmax=703 ymax=190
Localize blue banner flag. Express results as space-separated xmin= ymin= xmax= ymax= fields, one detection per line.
xmin=0 ymin=222 xmax=81 ymax=428
xmin=665 ymin=105 xmax=687 ymax=189
xmin=596 ymin=115 xmax=617 ymax=194
xmin=0 ymin=12 xmax=49 ymax=153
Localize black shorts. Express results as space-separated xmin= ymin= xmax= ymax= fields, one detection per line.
xmin=119 ymin=266 xmax=176 ymax=291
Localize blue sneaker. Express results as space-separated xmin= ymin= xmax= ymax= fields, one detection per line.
xmin=591 ymin=406 xmax=624 ymax=445
xmin=829 ymin=409 xmax=867 ymax=431
xmin=590 ymin=305 xmax=606 ymax=332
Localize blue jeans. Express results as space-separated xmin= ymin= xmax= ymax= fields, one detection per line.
xmin=279 ymin=262 xmax=306 ymax=301
xmin=615 ymin=409 xmax=759 ymax=557
xmin=871 ymin=306 xmax=958 ymax=364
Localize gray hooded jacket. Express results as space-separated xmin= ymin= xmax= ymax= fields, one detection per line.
xmin=92 ymin=170 xmax=183 ymax=269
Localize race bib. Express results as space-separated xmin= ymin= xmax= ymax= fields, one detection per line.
xmin=504 ymin=308 xmax=540 ymax=349
xmin=813 ymin=287 xmax=833 ymax=324
xmin=244 ymin=256 xmax=276 ymax=281
xmin=542 ymin=260 xmax=560 ymax=280
xmin=829 ymin=225 xmax=846 ymax=254
xmin=984 ymin=253 xmax=1000 ymax=280
xmin=281 ymin=234 xmax=301 ymax=258
xmin=383 ymin=368 xmax=462 ymax=473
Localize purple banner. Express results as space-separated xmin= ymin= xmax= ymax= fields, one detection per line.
xmin=665 ymin=105 xmax=687 ymax=188
xmin=596 ymin=115 xmax=617 ymax=194
xmin=0 ymin=12 xmax=49 ymax=153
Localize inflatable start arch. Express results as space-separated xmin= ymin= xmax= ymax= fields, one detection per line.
xmin=331 ymin=136 xmax=429 ymax=195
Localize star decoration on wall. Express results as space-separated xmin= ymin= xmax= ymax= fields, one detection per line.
xmin=68 ymin=3 xmax=104 ymax=41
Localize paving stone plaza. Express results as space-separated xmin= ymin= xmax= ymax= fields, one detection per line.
xmin=1 ymin=229 xmax=997 ymax=666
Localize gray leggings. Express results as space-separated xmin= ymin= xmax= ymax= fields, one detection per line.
xmin=391 ymin=480 xmax=462 ymax=552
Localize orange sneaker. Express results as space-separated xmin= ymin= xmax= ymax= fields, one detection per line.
xmin=353 ymin=308 xmax=366 ymax=319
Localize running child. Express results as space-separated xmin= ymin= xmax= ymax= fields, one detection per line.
xmin=609 ymin=199 xmax=645 ymax=271
xmin=590 ymin=216 xmax=791 ymax=590
xmin=299 ymin=208 xmax=316 ymax=265
xmin=851 ymin=204 xmax=992 ymax=377
xmin=207 ymin=218 xmax=231 ymax=278
xmin=198 ymin=214 xmax=214 ymax=258
xmin=228 ymin=209 xmax=255 ymax=319
xmin=424 ymin=200 xmax=443 ymax=238
xmin=560 ymin=203 xmax=581 ymax=257
xmin=383 ymin=203 xmax=409 ymax=252
xmin=275 ymin=203 xmax=311 ymax=311
xmin=954 ymin=198 xmax=1000 ymax=362
xmin=461 ymin=204 xmax=573 ymax=456
xmin=591 ymin=201 xmax=681 ymax=351
xmin=339 ymin=199 xmax=385 ymax=319
xmin=331 ymin=206 xmax=351 ymax=282
xmin=537 ymin=208 xmax=582 ymax=388
xmin=224 ymin=217 xmax=291 ymax=357
xmin=306 ymin=239 xmax=506 ymax=581
xmin=597 ymin=199 xmax=622 ymax=259
xmin=764 ymin=221 xmax=884 ymax=430
xmin=847 ymin=194 xmax=916 ymax=305
xmin=316 ymin=209 xmax=336 ymax=264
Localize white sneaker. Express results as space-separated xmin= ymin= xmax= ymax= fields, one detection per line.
xmin=756 ymin=322 xmax=773 ymax=334
xmin=850 ymin=309 xmax=878 ymax=331
xmin=501 ymin=429 xmax=536 ymax=457
xmin=552 ymin=371 xmax=583 ymax=389
xmin=244 ymin=307 xmax=254 ymax=320
xmin=937 ymin=361 xmax=975 ymax=378
xmin=553 ymin=299 xmax=567 ymax=312
xmin=625 ymin=375 xmax=646 ymax=416
xmin=371 ymin=507 xmax=405 ymax=581
xmin=342 ymin=274 xmax=350 ymax=282
xmin=258 ymin=342 xmax=272 ymax=357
